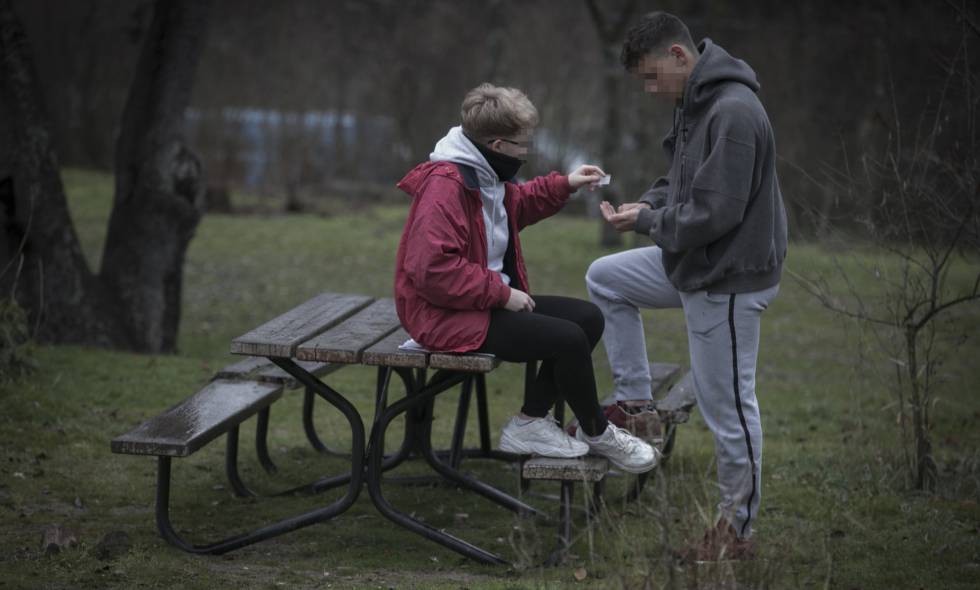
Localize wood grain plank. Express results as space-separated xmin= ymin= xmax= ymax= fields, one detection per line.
xmin=230 ymin=293 xmax=373 ymax=357
xmin=361 ymin=328 xmax=428 ymax=368
xmin=428 ymin=352 xmax=500 ymax=373
xmin=522 ymin=456 xmax=609 ymax=482
xmin=110 ymin=380 xmax=283 ymax=457
xmin=295 ymin=298 xmax=401 ymax=363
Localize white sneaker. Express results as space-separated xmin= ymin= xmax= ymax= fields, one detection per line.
xmin=576 ymin=423 xmax=659 ymax=473
xmin=499 ymin=414 xmax=590 ymax=458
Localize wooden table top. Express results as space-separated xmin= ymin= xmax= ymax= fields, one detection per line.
xmin=230 ymin=292 xmax=499 ymax=372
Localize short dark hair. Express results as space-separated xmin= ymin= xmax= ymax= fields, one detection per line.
xmin=620 ymin=12 xmax=697 ymax=71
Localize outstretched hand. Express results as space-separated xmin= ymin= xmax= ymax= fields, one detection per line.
xmin=568 ymin=165 xmax=607 ymax=191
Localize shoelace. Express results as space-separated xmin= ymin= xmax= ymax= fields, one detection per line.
xmin=536 ymin=415 xmax=577 ymax=445
xmin=608 ymin=424 xmax=643 ymax=452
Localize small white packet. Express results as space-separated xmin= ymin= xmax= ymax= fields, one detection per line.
xmin=596 ymin=174 xmax=611 ymax=186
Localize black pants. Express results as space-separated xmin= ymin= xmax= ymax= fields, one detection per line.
xmin=476 ymin=295 xmax=609 ymax=437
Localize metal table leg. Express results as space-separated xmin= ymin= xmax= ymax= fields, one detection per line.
xmin=265 ymin=368 xmax=417 ymax=498
xmin=544 ymin=481 xmax=574 ymax=566
xmin=225 ymin=425 xmax=256 ymax=497
xmin=255 ymin=407 xmax=277 ymax=474
xmin=302 ymin=386 xmax=351 ymax=457
xmin=156 ymin=357 xmax=365 ymax=555
xmin=448 ymin=376 xmax=473 ymax=469
xmin=366 ymin=368 xmax=509 ymax=565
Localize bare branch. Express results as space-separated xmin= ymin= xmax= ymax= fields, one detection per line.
xmin=786 ymin=268 xmax=895 ymax=327
xmin=944 ymin=0 xmax=980 ymax=39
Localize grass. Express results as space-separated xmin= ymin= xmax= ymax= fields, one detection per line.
xmin=0 ymin=167 xmax=978 ymax=589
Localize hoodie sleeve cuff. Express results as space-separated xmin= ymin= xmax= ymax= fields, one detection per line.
xmin=634 ymin=207 xmax=655 ymax=236
xmin=638 ymin=195 xmax=658 ymax=209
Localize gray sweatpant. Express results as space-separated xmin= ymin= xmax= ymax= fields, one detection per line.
xmin=586 ymin=246 xmax=778 ymax=539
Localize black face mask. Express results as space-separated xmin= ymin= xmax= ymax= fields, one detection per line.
xmin=467 ymin=134 xmax=525 ymax=182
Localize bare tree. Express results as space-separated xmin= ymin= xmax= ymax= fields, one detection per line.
xmin=0 ymin=0 xmax=212 ymax=352
xmin=793 ymin=23 xmax=979 ymax=490
xmin=0 ymin=0 xmax=131 ymax=347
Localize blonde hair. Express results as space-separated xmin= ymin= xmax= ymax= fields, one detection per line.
xmin=460 ymin=83 xmax=539 ymax=142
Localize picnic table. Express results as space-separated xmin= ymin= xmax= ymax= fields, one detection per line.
xmin=111 ymin=291 xmax=697 ymax=565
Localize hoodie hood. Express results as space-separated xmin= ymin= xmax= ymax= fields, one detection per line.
xmin=683 ymin=39 xmax=760 ymax=117
xmin=429 ymin=126 xmax=502 ymax=188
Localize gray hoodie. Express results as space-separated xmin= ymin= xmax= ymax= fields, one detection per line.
xmin=430 ymin=126 xmax=511 ymax=286
xmin=635 ymin=39 xmax=788 ymax=293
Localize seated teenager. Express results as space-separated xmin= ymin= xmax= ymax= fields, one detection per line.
xmin=393 ymin=83 xmax=657 ymax=473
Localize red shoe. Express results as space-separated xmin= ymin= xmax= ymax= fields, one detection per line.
xmin=566 ymin=401 xmax=663 ymax=443
xmin=674 ymin=520 xmax=757 ymax=563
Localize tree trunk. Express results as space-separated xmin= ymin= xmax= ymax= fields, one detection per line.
xmin=599 ymin=45 xmax=624 ymax=248
xmin=584 ymin=0 xmax=637 ymax=248
xmin=906 ymin=328 xmax=937 ymax=491
xmin=0 ymin=0 xmax=131 ymax=347
xmin=100 ymin=0 xmax=212 ymax=353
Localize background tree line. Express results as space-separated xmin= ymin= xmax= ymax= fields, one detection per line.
xmin=12 ymin=0 xmax=975 ymax=235
xmin=0 ymin=0 xmax=976 ymax=354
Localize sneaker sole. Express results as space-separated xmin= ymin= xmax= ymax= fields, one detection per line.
xmin=598 ymin=448 xmax=662 ymax=474
xmin=605 ymin=456 xmax=659 ymax=474
xmin=575 ymin=433 xmax=661 ymax=473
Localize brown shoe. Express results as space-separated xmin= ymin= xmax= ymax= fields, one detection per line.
xmin=566 ymin=401 xmax=663 ymax=443
xmin=674 ymin=520 xmax=756 ymax=563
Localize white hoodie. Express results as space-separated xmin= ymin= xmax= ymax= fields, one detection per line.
xmin=429 ymin=126 xmax=511 ymax=286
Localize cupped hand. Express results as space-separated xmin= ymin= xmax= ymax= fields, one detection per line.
xmin=600 ymin=201 xmax=645 ymax=232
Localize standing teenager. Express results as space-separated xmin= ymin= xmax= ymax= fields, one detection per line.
xmin=588 ymin=13 xmax=788 ymax=560
xmin=394 ymin=83 xmax=658 ymax=474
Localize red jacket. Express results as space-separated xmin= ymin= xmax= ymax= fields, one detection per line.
xmin=394 ymin=161 xmax=572 ymax=352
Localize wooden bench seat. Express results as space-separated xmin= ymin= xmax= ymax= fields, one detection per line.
xmin=428 ymin=351 xmax=500 ymax=373
xmin=522 ymin=456 xmax=608 ymax=482
xmin=111 ymin=379 xmax=283 ymax=457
